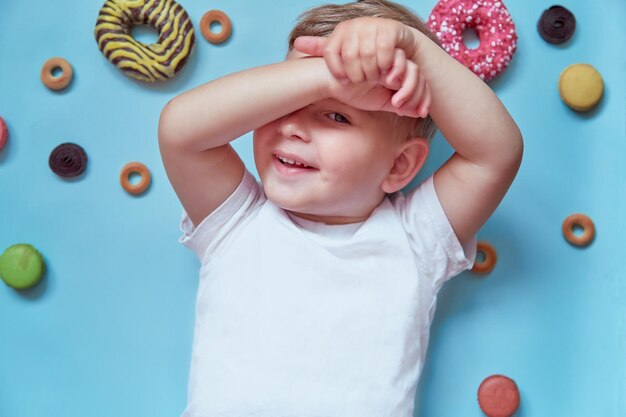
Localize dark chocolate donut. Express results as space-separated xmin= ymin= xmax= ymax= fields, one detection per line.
xmin=49 ymin=143 xmax=88 ymax=178
xmin=538 ymin=5 xmax=576 ymax=44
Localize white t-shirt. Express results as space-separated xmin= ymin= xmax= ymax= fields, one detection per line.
xmin=178 ymin=169 xmax=476 ymax=417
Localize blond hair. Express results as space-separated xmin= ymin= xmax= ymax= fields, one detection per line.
xmin=288 ymin=0 xmax=441 ymax=144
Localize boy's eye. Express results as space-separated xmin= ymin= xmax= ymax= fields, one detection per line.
xmin=327 ymin=112 xmax=350 ymax=124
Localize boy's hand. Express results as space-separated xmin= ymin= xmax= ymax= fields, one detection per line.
xmin=294 ymin=17 xmax=430 ymax=118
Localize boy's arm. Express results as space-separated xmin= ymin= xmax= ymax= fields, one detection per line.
xmin=158 ymin=58 xmax=330 ymax=226
xmin=408 ymin=28 xmax=523 ymax=246
xmin=294 ymin=18 xmax=522 ymax=246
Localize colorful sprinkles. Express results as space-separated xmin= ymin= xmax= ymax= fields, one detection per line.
xmin=428 ymin=0 xmax=518 ymax=81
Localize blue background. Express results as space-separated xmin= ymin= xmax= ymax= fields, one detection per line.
xmin=0 ymin=0 xmax=624 ymax=416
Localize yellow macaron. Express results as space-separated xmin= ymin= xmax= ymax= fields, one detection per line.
xmin=558 ymin=64 xmax=604 ymax=112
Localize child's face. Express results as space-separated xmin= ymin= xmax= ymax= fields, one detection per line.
xmin=253 ymin=95 xmax=398 ymax=224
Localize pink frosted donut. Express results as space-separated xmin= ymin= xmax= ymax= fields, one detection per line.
xmin=428 ymin=0 xmax=518 ymax=82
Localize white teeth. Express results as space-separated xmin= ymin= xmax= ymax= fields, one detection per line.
xmin=277 ymin=155 xmax=310 ymax=168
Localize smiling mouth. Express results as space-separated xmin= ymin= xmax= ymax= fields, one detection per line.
xmin=274 ymin=154 xmax=316 ymax=169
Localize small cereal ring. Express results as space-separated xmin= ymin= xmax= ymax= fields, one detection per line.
xmin=477 ymin=374 xmax=520 ymax=417
xmin=200 ymin=10 xmax=232 ymax=44
xmin=472 ymin=241 xmax=497 ymax=274
xmin=428 ymin=0 xmax=518 ymax=82
xmin=559 ymin=63 xmax=604 ymax=112
xmin=94 ymin=0 xmax=196 ymax=82
xmin=41 ymin=57 xmax=73 ymax=91
xmin=120 ymin=162 xmax=151 ymax=195
xmin=0 ymin=116 xmax=8 ymax=152
xmin=0 ymin=244 xmax=46 ymax=290
xmin=537 ymin=5 xmax=576 ymax=44
xmin=49 ymin=143 xmax=88 ymax=178
xmin=562 ymin=213 xmax=595 ymax=247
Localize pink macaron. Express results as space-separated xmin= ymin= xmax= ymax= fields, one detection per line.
xmin=0 ymin=116 xmax=8 ymax=151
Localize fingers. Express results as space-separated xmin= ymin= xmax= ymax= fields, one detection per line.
xmin=293 ymin=36 xmax=326 ymax=57
xmin=394 ymin=24 xmax=419 ymax=61
xmin=322 ymin=33 xmax=349 ymax=84
xmin=390 ymin=60 xmax=431 ymax=118
xmin=299 ymin=21 xmax=431 ymax=118
xmin=391 ymin=60 xmax=418 ymax=111
xmin=376 ymin=30 xmax=396 ymax=78
xmin=418 ymin=84 xmax=432 ymax=118
xmin=401 ymin=70 xmax=427 ymax=116
xmin=399 ymin=72 xmax=431 ymax=118
xmin=383 ymin=48 xmax=407 ymax=90
xmin=294 ymin=35 xmax=351 ymax=85
xmin=341 ymin=31 xmax=366 ymax=83
xmin=360 ymin=36 xmax=380 ymax=83
xmin=325 ymin=24 xmax=396 ymax=85
xmin=338 ymin=31 xmax=379 ymax=84
xmin=361 ymin=26 xmax=398 ymax=83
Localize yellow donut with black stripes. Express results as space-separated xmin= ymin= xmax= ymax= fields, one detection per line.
xmin=95 ymin=0 xmax=195 ymax=82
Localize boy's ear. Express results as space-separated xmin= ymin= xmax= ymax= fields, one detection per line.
xmin=381 ymin=138 xmax=430 ymax=194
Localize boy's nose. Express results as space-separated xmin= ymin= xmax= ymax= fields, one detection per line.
xmin=278 ymin=108 xmax=310 ymax=142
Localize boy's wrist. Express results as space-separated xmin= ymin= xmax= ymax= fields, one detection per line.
xmin=309 ymin=56 xmax=336 ymax=102
xmin=405 ymin=27 xmax=431 ymax=62
xmin=286 ymin=55 xmax=335 ymax=102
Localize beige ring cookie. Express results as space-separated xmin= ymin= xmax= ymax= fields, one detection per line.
xmin=562 ymin=213 xmax=595 ymax=246
xmin=472 ymin=241 xmax=497 ymax=274
xmin=120 ymin=162 xmax=151 ymax=195
xmin=41 ymin=57 xmax=73 ymax=91
xmin=200 ymin=10 xmax=232 ymax=44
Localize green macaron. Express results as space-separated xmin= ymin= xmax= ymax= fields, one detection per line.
xmin=0 ymin=244 xmax=46 ymax=290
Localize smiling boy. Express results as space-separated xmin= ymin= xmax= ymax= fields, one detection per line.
xmin=158 ymin=1 xmax=522 ymax=416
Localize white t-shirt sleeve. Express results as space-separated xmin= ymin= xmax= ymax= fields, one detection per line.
xmin=392 ymin=174 xmax=477 ymax=290
xmin=178 ymin=169 xmax=264 ymax=262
